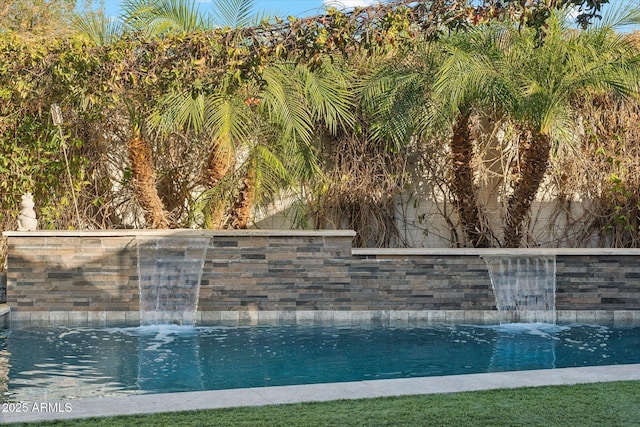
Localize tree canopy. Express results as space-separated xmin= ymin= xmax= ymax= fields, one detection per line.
xmin=1 ymin=0 xmax=639 ymax=262
xmin=0 ymin=0 xmax=102 ymax=40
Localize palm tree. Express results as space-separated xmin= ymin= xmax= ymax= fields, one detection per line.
xmin=252 ymin=59 xmax=354 ymax=229
xmin=117 ymin=0 xmax=352 ymax=230
xmin=361 ymin=5 xmax=640 ymax=247
xmin=360 ymin=35 xmax=506 ymax=247
xmin=153 ymin=58 xmax=354 ymax=229
xmin=73 ymin=0 xmax=272 ymax=228
xmin=432 ymin=25 xmax=521 ymax=247
xmin=437 ymin=6 xmax=640 ymax=247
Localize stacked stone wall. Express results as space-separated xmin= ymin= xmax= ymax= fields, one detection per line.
xmin=3 ymin=231 xmax=640 ymax=325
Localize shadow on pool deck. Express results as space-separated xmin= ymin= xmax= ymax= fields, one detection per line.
xmin=3 ymin=364 xmax=640 ymax=423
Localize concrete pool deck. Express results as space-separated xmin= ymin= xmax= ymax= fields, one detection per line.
xmin=3 ymin=364 xmax=640 ymax=424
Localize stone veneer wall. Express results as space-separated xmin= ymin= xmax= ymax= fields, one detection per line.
xmin=3 ymin=230 xmax=356 ymax=315
xmin=3 ymin=231 xmax=640 ymax=324
xmin=351 ymin=249 xmax=640 ymax=312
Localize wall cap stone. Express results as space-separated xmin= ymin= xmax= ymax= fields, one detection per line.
xmin=3 ymin=229 xmax=357 ymax=238
xmin=353 ymin=247 xmax=640 ymax=256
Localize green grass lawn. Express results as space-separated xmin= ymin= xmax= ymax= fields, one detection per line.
xmin=12 ymin=381 xmax=640 ymax=427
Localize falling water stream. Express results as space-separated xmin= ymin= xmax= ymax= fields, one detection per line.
xmin=137 ymin=238 xmax=209 ymax=326
xmin=484 ymin=256 xmax=557 ymax=324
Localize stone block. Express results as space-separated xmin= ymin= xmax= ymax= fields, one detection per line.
xmin=88 ymin=311 xmax=107 ymax=326
xmin=556 ymin=310 xmax=577 ymax=323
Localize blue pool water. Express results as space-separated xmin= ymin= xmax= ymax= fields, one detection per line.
xmin=1 ymin=323 xmax=639 ymax=401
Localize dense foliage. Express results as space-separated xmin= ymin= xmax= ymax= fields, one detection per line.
xmin=0 ymin=0 xmax=639 ymax=266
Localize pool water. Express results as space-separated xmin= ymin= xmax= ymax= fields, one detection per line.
xmin=1 ymin=323 xmax=639 ymax=401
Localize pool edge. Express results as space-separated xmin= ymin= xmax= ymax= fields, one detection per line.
xmin=0 ymin=305 xmax=9 ymax=329
xmin=3 ymin=363 xmax=639 ymax=423
xmin=6 ymin=309 xmax=640 ymax=328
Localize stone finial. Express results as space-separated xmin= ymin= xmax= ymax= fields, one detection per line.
xmin=17 ymin=192 xmax=38 ymax=231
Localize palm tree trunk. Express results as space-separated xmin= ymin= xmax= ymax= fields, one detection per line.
xmin=503 ymin=131 xmax=551 ymax=247
xmin=449 ymin=111 xmax=492 ymax=247
xmin=205 ymin=140 xmax=235 ymax=229
xmin=127 ymin=128 xmax=170 ymax=228
xmin=230 ymin=167 xmax=256 ymax=229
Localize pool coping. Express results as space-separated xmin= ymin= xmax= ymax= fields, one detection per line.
xmin=2 ymin=364 xmax=639 ymax=423
xmin=7 ymin=309 xmax=640 ymax=327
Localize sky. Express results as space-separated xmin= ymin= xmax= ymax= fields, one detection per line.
xmin=101 ymin=0 xmax=639 ymax=30
xmin=103 ymin=1 xmax=377 ymax=19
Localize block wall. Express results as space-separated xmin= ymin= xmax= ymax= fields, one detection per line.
xmin=3 ymin=231 xmax=640 ymax=314
xmin=6 ymin=235 xmax=138 ymax=312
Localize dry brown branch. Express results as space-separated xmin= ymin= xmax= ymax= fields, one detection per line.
xmin=313 ymin=133 xmax=408 ymax=247
xmin=547 ymin=95 xmax=640 ymax=247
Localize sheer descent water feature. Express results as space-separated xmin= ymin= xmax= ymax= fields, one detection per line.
xmin=137 ymin=238 xmax=209 ymax=326
xmin=484 ymin=256 xmax=557 ymax=324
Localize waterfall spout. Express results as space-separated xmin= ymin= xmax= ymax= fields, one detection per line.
xmin=137 ymin=238 xmax=209 ymax=326
xmin=484 ymin=256 xmax=556 ymax=324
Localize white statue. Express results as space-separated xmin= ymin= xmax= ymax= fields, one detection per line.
xmin=17 ymin=192 xmax=38 ymax=231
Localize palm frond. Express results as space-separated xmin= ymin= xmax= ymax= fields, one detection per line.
xmin=358 ymin=43 xmax=444 ymax=148
xmin=148 ymin=89 xmax=206 ymax=135
xmin=259 ymin=64 xmax=314 ymax=145
xmin=282 ymin=135 xmax=323 ymax=184
xmin=250 ymin=144 xmax=292 ymax=204
xmin=122 ymin=0 xmax=207 ymax=36
xmin=71 ymin=11 xmax=123 ymax=45
xmin=204 ymin=92 xmax=254 ymax=146
xmin=286 ymin=197 xmax=314 ymax=229
xmin=296 ymin=61 xmax=355 ymax=134
xmin=210 ymin=0 xmax=260 ymax=28
xmin=596 ymin=2 xmax=640 ymax=31
xmin=189 ymin=171 xmax=237 ymax=227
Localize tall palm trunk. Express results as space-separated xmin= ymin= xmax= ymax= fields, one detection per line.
xmin=205 ymin=139 xmax=235 ymax=228
xmin=230 ymin=166 xmax=256 ymax=229
xmin=449 ymin=111 xmax=492 ymax=247
xmin=503 ymin=131 xmax=551 ymax=247
xmin=127 ymin=127 xmax=171 ymax=228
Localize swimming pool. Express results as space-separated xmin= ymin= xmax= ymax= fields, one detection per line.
xmin=1 ymin=323 xmax=639 ymax=401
